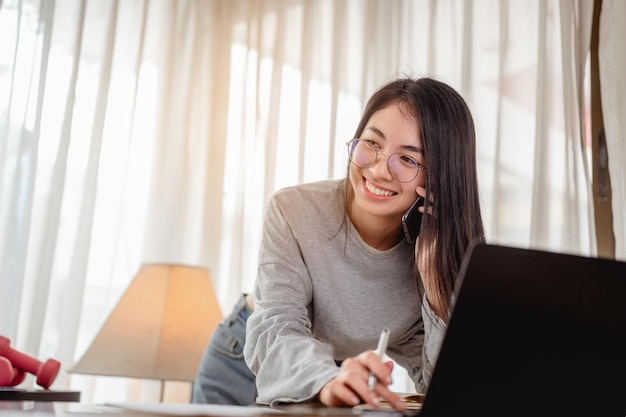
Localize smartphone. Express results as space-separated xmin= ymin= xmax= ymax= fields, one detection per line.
xmin=402 ymin=196 xmax=424 ymax=244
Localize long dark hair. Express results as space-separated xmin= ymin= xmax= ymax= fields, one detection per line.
xmin=345 ymin=76 xmax=485 ymax=318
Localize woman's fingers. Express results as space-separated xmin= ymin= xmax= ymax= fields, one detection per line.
xmin=370 ymin=362 xmax=406 ymax=410
xmin=318 ymin=356 xmax=370 ymax=406
xmin=318 ymin=352 xmax=406 ymax=410
xmin=415 ymin=186 xmax=434 ymax=215
xmin=319 ymin=377 xmax=360 ymax=406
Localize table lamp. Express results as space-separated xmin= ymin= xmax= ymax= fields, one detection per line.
xmin=69 ymin=264 xmax=223 ymax=401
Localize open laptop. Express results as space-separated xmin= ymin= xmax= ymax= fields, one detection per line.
xmin=416 ymin=242 xmax=626 ymax=417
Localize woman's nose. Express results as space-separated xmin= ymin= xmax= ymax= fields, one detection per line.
xmin=369 ymin=154 xmax=393 ymax=180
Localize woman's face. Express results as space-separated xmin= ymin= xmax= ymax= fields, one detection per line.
xmin=349 ymin=102 xmax=426 ymax=222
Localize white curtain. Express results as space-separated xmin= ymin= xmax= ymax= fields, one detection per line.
xmin=0 ymin=0 xmax=601 ymax=403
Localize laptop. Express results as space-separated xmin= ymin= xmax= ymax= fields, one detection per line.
xmin=416 ymin=242 xmax=626 ymax=417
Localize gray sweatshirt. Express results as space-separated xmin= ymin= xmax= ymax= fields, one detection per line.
xmin=244 ymin=179 xmax=445 ymax=405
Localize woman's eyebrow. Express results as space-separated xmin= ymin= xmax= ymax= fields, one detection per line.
xmin=364 ymin=126 xmax=423 ymax=153
xmin=404 ymin=144 xmax=424 ymax=154
xmin=364 ymin=126 xmax=385 ymax=138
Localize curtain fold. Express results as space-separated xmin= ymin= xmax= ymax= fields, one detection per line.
xmin=53 ymin=0 xmax=119 ymax=373
xmin=0 ymin=0 xmax=605 ymax=403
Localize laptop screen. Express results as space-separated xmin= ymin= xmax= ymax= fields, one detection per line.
xmin=419 ymin=242 xmax=626 ymax=417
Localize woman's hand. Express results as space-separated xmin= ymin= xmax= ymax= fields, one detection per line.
xmin=415 ymin=186 xmax=432 ymax=216
xmin=317 ymin=350 xmax=406 ymax=410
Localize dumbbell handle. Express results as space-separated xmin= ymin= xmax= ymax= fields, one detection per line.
xmin=0 ymin=336 xmax=60 ymax=389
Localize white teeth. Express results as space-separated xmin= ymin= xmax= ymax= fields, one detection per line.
xmin=365 ymin=180 xmax=396 ymax=196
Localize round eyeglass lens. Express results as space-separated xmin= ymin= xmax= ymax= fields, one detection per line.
xmin=347 ymin=139 xmax=420 ymax=182
xmin=388 ymin=154 xmax=418 ymax=182
xmin=348 ymin=140 xmax=376 ymax=167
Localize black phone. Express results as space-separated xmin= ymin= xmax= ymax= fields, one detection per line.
xmin=402 ymin=196 xmax=424 ymax=244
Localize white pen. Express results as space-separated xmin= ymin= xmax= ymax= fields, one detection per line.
xmin=368 ymin=328 xmax=390 ymax=390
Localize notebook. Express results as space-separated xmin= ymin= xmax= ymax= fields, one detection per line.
xmin=416 ymin=242 xmax=626 ymax=417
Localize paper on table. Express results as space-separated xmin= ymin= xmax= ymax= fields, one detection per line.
xmin=352 ymin=392 xmax=425 ymax=412
xmin=103 ymin=402 xmax=285 ymax=416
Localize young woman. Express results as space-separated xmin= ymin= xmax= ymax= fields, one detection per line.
xmin=192 ymin=76 xmax=484 ymax=409
xmin=243 ymin=76 xmax=485 ymax=410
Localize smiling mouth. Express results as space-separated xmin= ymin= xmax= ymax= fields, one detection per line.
xmin=365 ymin=179 xmax=397 ymax=197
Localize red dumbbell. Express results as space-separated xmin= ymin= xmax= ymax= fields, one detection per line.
xmin=0 ymin=336 xmax=60 ymax=389
xmin=0 ymin=356 xmax=26 ymax=386
xmin=0 ymin=356 xmax=13 ymax=386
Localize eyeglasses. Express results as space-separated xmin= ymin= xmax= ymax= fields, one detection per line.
xmin=346 ymin=138 xmax=425 ymax=183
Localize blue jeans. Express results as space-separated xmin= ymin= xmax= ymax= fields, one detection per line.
xmin=192 ymin=294 xmax=257 ymax=405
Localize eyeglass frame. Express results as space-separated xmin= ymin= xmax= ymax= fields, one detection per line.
xmin=346 ymin=138 xmax=426 ymax=183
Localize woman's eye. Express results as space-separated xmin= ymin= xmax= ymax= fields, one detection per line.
xmin=401 ymin=155 xmax=418 ymax=166
xmin=363 ymin=138 xmax=380 ymax=148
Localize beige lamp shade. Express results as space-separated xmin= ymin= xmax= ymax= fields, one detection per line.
xmin=70 ymin=264 xmax=223 ymax=382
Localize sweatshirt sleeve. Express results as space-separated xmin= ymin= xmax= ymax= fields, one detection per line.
xmin=418 ymin=292 xmax=447 ymax=391
xmin=244 ymin=194 xmax=340 ymax=405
